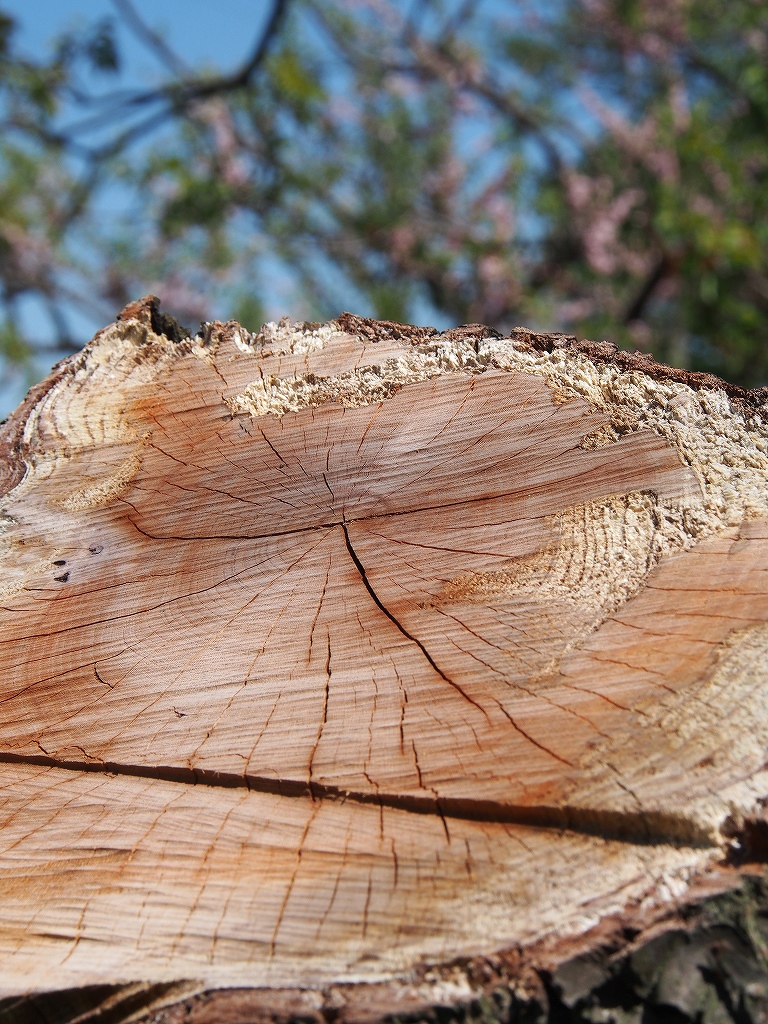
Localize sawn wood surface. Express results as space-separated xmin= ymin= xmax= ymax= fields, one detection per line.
xmin=0 ymin=303 xmax=767 ymax=1014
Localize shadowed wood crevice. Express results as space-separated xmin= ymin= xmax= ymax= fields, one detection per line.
xmin=340 ymin=521 xmax=493 ymax=726
xmin=0 ymin=749 xmax=720 ymax=847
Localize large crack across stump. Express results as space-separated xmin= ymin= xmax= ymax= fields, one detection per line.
xmin=340 ymin=521 xmax=489 ymax=721
xmin=0 ymin=749 xmax=718 ymax=847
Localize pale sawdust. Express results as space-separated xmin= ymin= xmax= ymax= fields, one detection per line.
xmin=440 ymin=490 xmax=685 ymax=623
xmin=50 ymin=435 xmax=150 ymax=512
xmin=567 ymin=621 xmax=768 ymax=845
xmin=579 ymin=423 xmax=618 ymax=449
xmin=253 ymin=316 xmax=342 ymax=357
xmin=227 ymin=366 xmax=414 ymax=417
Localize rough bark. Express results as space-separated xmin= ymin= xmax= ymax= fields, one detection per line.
xmin=1 ymin=298 xmax=768 ymax=1021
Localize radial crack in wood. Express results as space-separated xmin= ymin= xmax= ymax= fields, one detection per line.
xmin=1 ymin=302 xmax=768 ymax=1010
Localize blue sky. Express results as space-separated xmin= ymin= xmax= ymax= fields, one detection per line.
xmin=6 ymin=0 xmax=274 ymax=75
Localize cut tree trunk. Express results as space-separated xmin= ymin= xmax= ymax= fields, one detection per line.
xmin=1 ymin=298 xmax=768 ymax=1023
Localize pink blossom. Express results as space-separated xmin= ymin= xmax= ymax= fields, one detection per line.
xmin=192 ymin=99 xmax=249 ymax=187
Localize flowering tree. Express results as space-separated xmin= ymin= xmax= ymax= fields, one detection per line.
xmin=0 ymin=0 xmax=766 ymax=390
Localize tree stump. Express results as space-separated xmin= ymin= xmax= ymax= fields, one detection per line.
xmin=1 ymin=298 xmax=768 ymax=1022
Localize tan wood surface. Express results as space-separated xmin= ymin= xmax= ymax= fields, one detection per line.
xmin=1 ymin=301 xmax=767 ymax=1013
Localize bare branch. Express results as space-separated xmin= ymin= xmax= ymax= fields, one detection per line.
xmin=60 ymin=0 xmax=290 ymax=148
xmin=111 ymin=0 xmax=192 ymax=77
xmin=228 ymin=0 xmax=290 ymax=89
xmin=624 ymin=255 xmax=671 ymax=324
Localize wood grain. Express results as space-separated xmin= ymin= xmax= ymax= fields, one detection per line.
xmin=0 ymin=761 xmax=707 ymax=995
xmin=0 ymin=304 xmax=767 ymax=1005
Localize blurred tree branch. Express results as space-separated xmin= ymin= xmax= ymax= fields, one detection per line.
xmin=58 ymin=0 xmax=289 ymax=154
xmin=111 ymin=0 xmax=191 ymax=76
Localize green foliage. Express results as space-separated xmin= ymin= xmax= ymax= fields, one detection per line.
xmin=268 ymin=45 xmax=325 ymax=117
xmin=233 ymin=293 xmax=266 ymax=332
xmin=0 ymin=319 xmax=29 ymax=364
xmin=161 ymin=176 xmax=236 ymax=236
